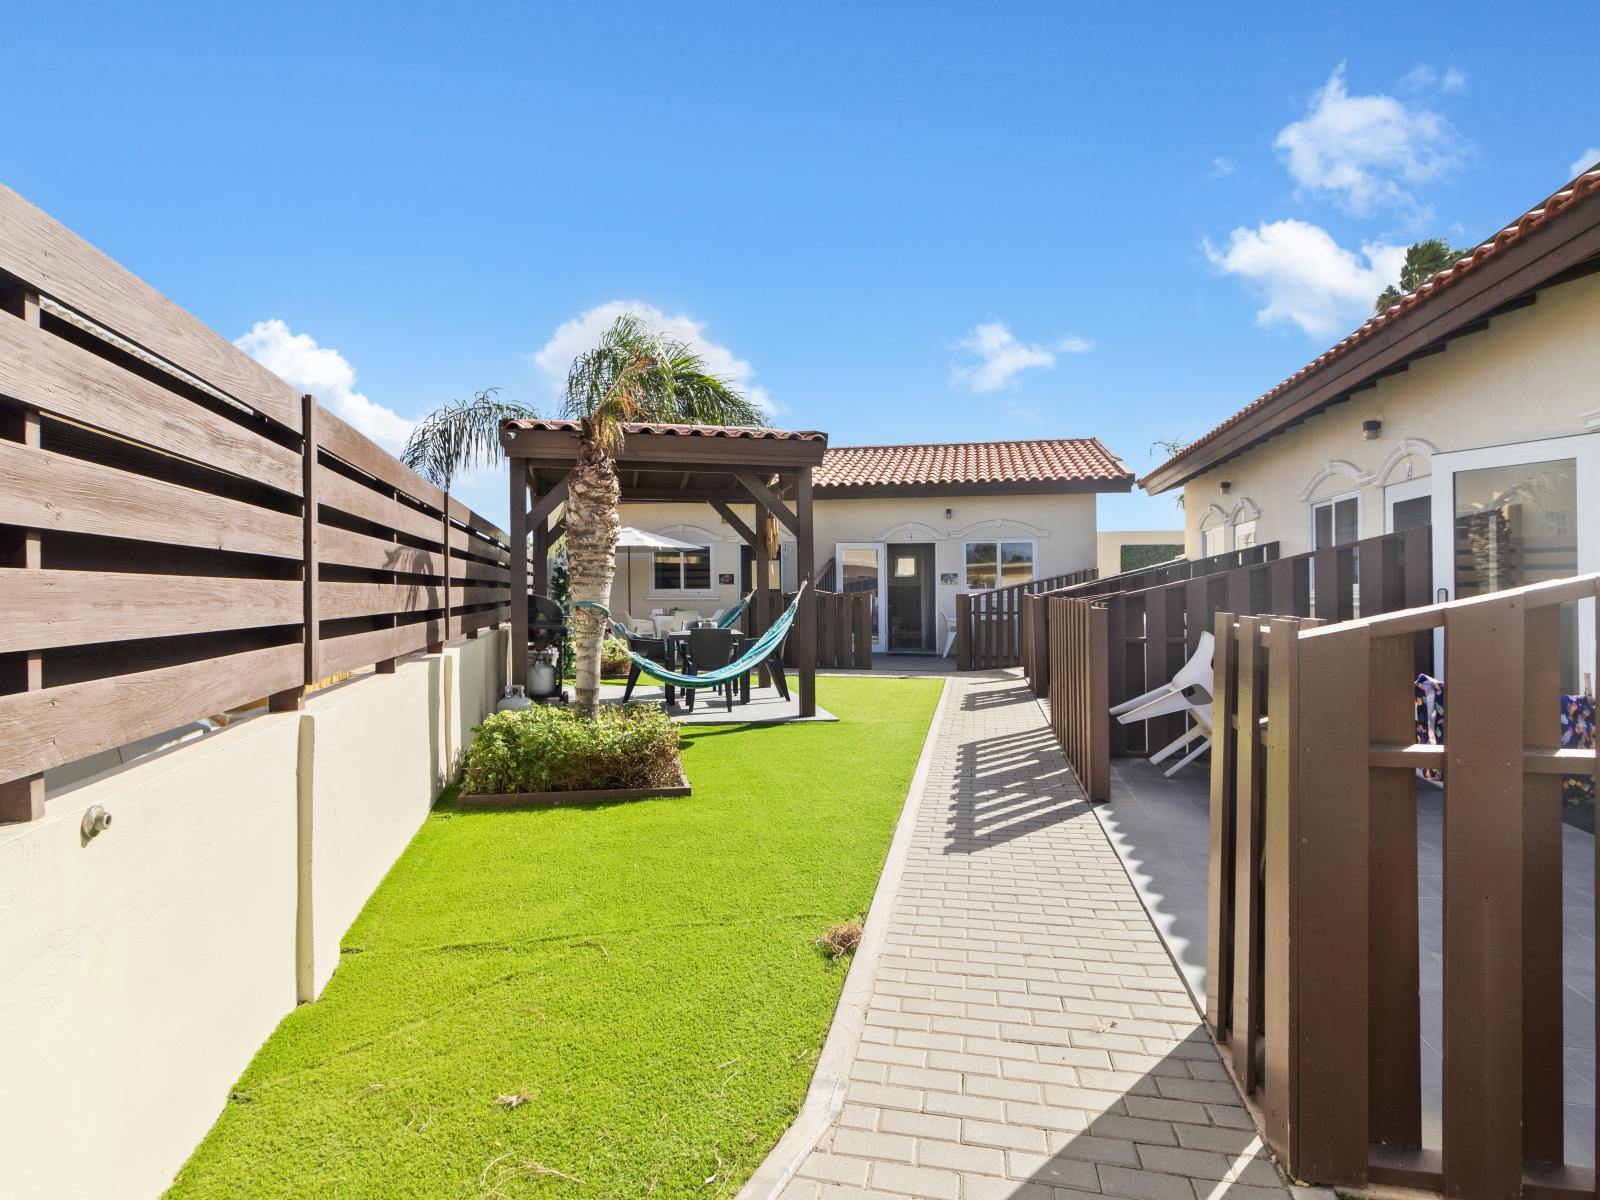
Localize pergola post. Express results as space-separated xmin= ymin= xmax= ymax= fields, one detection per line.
xmin=509 ymin=461 xmax=529 ymax=692
xmin=797 ymin=465 xmax=816 ymax=717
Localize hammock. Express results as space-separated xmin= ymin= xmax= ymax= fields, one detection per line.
xmin=717 ymin=592 xmax=752 ymax=629
xmin=576 ymin=585 xmax=805 ymax=689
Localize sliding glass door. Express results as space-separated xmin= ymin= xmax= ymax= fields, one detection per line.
xmin=835 ymin=542 xmax=887 ymax=652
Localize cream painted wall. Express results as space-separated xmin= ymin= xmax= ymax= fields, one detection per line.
xmin=0 ymin=714 xmax=302 ymax=1200
xmin=0 ymin=629 xmax=507 ymax=1200
xmin=1175 ymin=271 xmax=1600 ymax=557
xmin=1096 ymin=529 xmax=1185 ymax=577
xmin=612 ymin=492 xmax=1101 ymax=639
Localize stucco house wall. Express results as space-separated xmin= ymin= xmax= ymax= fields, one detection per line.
xmin=1176 ymin=270 xmax=1600 ymax=558
xmin=609 ymin=492 xmax=1099 ymax=630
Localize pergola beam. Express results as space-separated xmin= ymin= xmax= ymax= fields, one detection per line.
xmin=733 ymin=470 xmax=799 ymax=535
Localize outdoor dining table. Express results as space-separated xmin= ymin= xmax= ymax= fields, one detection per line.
xmin=665 ymin=629 xmax=752 ymax=705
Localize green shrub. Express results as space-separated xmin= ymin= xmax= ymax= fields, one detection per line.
xmin=463 ymin=703 xmax=682 ymax=795
xmin=600 ymin=636 xmax=633 ymax=678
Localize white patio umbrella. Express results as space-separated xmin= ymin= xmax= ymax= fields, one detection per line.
xmin=614 ymin=527 xmax=704 ymax=611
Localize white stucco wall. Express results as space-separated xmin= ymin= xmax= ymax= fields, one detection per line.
xmin=1096 ymin=529 xmax=1185 ymax=577
xmin=612 ymin=492 xmax=1101 ymax=640
xmin=0 ymin=628 xmax=506 ymax=1200
xmin=1174 ymin=270 xmax=1600 ymax=557
xmin=0 ymin=713 xmax=303 ymax=1200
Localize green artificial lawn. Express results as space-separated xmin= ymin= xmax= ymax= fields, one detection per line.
xmin=165 ymin=676 xmax=942 ymax=1200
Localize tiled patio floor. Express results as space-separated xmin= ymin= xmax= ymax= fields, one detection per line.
xmin=1096 ymin=754 xmax=1598 ymax=1168
xmin=782 ymin=674 xmax=1295 ymax=1199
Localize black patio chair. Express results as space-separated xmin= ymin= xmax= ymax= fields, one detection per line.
xmin=684 ymin=627 xmax=738 ymax=713
xmin=622 ymin=635 xmax=674 ymax=703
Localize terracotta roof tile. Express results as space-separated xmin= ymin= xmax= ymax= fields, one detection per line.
xmin=1142 ymin=164 xmax=1600 ymax=489
xmin=816 ymin=438 xmax=1132 ymax=490
xmin=502 ymin=418 xmax=826 ymax=441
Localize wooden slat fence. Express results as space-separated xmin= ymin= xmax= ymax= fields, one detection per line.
xmin=1046 ymin=596 xmax=1110 ymax=802
xmin=1055 ymin=542 xmax=1278 ymax=600
xmin=956 ymin=567 xmax=1097 ymax=671
xmin=1032 ymin=527 xmax=1431 ymax=798
xmin=1209 ymin=573 xmax=1600 ymax=1199
xmin=745 ymin=588 xmax=872 ymax=670
xmin=0 ymin=185 xmax=510 ymax=817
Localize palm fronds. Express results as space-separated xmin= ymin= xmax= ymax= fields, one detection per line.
xmin=560 ymin=314 xmax=764 ymax=450
xmin=402 ymin=389 xmax=537 ymax=490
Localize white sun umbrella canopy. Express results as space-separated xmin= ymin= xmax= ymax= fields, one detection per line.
xmin=614 ymin=527 xmax=706 ymax=616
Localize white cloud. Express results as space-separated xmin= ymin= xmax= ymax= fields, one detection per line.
xmin=531 ymin=299 xmax=776 ymax=416
xmin=1274 ymin=64 xmax=1463 ymax=216
xmin=1402 ymin=63 xmax=1469 ymax=94
xmin=1210 ymin=156 xmax=1236 ymax=178
xmin=1571 ymin=149 xmax=1600 ymax=178
xmin=235 ymin=319 xmax=415 ymax=454
xmin=1203 ymin=219 xmax=1406 ymax=338
xmin=950 ymin=321 xmax=1091 ymax=393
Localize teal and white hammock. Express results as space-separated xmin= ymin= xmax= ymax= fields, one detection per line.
xmin=576 ymin=584 xmax=804 ymax=690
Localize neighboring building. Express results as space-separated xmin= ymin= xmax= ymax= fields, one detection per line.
xmin=1143 ymin=166 xmax=1600 ymax=627
xmin=613 ymin=437 xmax=1134 ymax=653
xmin=1097 ymin=530 xmax=1185 ymax=577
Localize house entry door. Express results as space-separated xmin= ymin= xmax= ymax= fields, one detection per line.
xmin=1429 ymin=433 xmax=1599 ymax=689
xmin=835 ymin=542 xmax=887 ymax=652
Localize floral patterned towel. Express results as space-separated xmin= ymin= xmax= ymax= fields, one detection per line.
xmin=1413 ymin=676 xmax=1595 ymax=800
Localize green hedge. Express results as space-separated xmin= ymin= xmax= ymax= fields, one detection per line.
xmin=1120 ymin=542 xmax=1184 ymax=572
xmin=463 ymin=703 xmax=682 ymax=795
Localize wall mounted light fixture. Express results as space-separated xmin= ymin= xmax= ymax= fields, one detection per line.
xmin=1363 ymin=419 xmax=1382 ymax=440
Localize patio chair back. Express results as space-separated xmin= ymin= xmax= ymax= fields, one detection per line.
xmin=628 ymin=636 xmax=672 ymax=667
xmin=686 ymin=627 xmax=737 ymax=672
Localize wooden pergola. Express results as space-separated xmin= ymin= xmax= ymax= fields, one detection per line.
xmin=500 ymin=419 xmax=830 ymax=718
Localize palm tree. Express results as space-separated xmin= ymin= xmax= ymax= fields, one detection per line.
xmin=562 ymin=314 xmax=764 ymax=717
xmin=401 ymin=388 xmax=535 ymax=491
xmin=1374 ymin=238 xmax=1469 ymax=313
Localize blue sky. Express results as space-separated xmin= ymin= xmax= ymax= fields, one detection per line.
xmin=7 ymin=3 xmax=1598 ymax=530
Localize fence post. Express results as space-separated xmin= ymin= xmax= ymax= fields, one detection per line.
xmin=268 ymin=394 xmax=319 ymax=711
xmin=854 ymin=594 xmax=872 ymax=668
xmin=955 ymin=593 xmax=971 ymax=671
xmin=1205 ymin=613 xmax=1239 ymax=1039
xmin=1441 ymin=596 xmax=1526 ymax=1197
xmin=432 ymin=497 xmax=451 ymax=654
xmin=1290 ymin=624 xmax=1370 ymax=1186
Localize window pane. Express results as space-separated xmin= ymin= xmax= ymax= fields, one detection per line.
xmin=1201 ymin=526 xmax=1225 ymax=557
xmin=1000 ymin=541 xmax=1033 ymax=585
xmin=682 ymin=547 xmax=710 ymax=590
xmin=965 ymin=542 xmax=997 ymax=590
xmin=1392 ymin=495 xmax=1431 ymax=531
xmin=1334 ymin=498 xmax=1359 ymax=545
xmin=1454 ymin=458 xmax=1578 ymax=597
xmin=1233 ymin=520 xmax=1256 ymax=549
xmin=653 ymin=551 xmax=679 ymax=590
xmin=1314 ymin=504 xmax=1333 ymax=550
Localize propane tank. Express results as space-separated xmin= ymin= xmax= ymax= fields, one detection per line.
xmin=496 ymin=685 xmax=533 ymax=712
xmin=529 ymin=649 xmax=559 ymax=699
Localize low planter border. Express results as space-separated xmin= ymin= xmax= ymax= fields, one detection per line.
xmin=457 ymin=765 xmax=691 ymax=809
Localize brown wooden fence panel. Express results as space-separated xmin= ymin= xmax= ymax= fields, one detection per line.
xmin=956 ymin=567 xmax=1098 ymax=670
xmin=1046 ymin=597 xmax=1109 ymax=802
xmin=0 ymin=187 xmax=511 ymax=813
xmin=1210 ymin=575 xmax=1600 ymax=1196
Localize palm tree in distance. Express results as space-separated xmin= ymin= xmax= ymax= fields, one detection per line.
xmin=1374 ymin=238 xmax=1470 ymax=314
xmin=561 ymin=314 xmax=764 ymax=717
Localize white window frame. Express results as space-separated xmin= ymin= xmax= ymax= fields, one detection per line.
xmin=1198 ymin=513 xmax=1228 ymax=558
xmin=1232 ymin=518 xmax=1257 ymax=550
xmin=1383 ymin=475 xmax=1432 ymax=533
xmin=1308 ymin=488 xmax=1362 ymax=550
xmin=646 ymin=542 xmax=717 ymax=599
xmin=961 ymin=538 xmax=1037 ymax=591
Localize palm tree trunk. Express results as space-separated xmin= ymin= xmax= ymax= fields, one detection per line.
xmin=565 ymin=439 xmax=621 ymax=718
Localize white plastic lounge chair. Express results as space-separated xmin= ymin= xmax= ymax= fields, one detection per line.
xmin=940 ymin=609 xmax=958 ymax=657
xmin=1112 ymin=632 xmax=1215 ymax=777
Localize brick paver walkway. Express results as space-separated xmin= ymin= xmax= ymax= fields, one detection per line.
xmin=782 ymin=674 xmax=1291 ymax=1200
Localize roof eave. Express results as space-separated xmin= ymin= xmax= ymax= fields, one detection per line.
xmin=1141 ymin=172 xmax=1600 ymax=496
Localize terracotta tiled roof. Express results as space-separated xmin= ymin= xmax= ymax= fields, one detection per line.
xmin=1141 ymin=163 xmax=1600 ymax=490
xmin=816 ymin=438 xmax=1133 ymax=490
xmin=502 ymin=418 xmax=826 ymax=441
